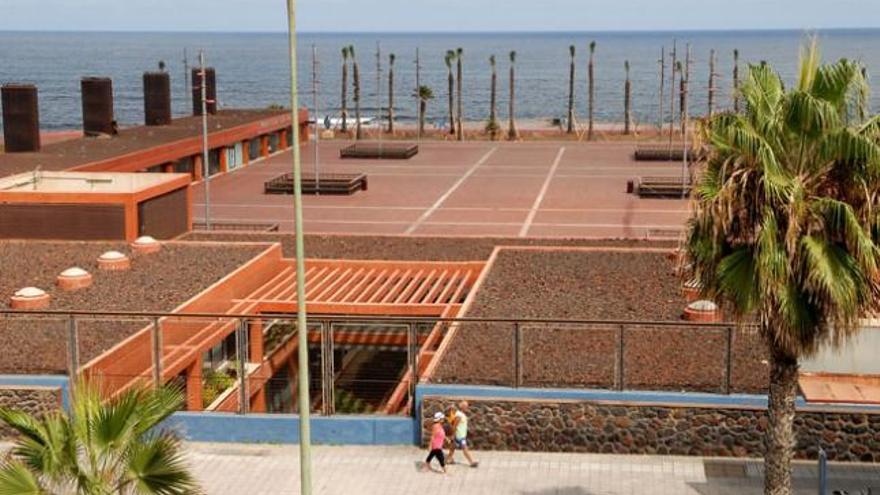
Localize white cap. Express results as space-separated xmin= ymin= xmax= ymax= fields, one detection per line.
xmin=688 ymin=300 xmax=718 ymax=311
xmin=133 ymin=236 xmax=158 ymax=245
xmin=14 ymin=287 xmax=46 ymax=298
xmin=98 ymin=250 xmax=127 ymax=261
xmin=60 ymin=267 xmax=89 ymax=278
xmin=433 ymin=412 xmax=444 ymax=422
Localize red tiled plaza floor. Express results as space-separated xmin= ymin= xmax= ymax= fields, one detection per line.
xmin=192 ymin=140 xmax=691 ymax=239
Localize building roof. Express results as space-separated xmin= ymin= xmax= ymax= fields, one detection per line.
xmin=0 ymin=109 xmax=290 ymax=178
xmin=0 ymin=240 xmax=270 ymax=374
xmin=0 ymin=171 xmax=188 ymax=194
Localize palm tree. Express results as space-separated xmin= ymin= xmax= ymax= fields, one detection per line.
xmin=685 ymin=41 xmax=878 ymax=495
xmin=708 ymin=48 xmax=717 ymax=118
xmin=341 ymin=46 xmax=349 ymax=133
xmin=567 ymin=45 xmax=576 ymax=134
xmin=623 ymin=60 xmax=632 ymax=135
xmin=350 ymin=45 xmax=363 ymax=140
xmin=587 ymin=41 xmax=596 ymax=140
xmin=445 ymin=50 xmax=456 ymax=136
xmin=733 ymin=48 xmax=741 ymax=113
xmin=456 ymin=47 xmax=464 ymax=141
xmin=387 ymin=53 xmax=395 ymax=133
xmin=0 ymin=383 xmax=198 ymax=494
xmin=416 ymin=85 xmax=434 ymax=135
xmin=487 ymin=55 xmax=499 ymax=139
xmin=507 ymin=50 xmax=519 ymax=140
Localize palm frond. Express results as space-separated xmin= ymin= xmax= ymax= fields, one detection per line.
xmin=716 ymin=247 xmax=760 ymax=315
xmin=0 ymin=462 xmax=44 ymax=495
xmin=122 ymin=434 xmax=200 ymax=495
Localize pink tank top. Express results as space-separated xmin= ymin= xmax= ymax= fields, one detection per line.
xmin=430 ymin=423 xmax=445 ymax=450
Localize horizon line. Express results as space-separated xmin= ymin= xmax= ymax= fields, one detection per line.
xmin=1 ymin=27 xmax=880 ymax=35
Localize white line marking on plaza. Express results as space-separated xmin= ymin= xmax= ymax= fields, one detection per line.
xmin=519 ymin=146 xmax=566 ymax=237
xmin=403 ymin=146 xmax=498 ymax=234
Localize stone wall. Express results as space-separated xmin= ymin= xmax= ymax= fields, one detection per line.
xmin=0 ymin=386 xmax=62 ymax=439
xmin=421 ymin=396 xmax=880 ymax=462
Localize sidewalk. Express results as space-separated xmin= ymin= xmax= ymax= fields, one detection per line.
xmin=185 ymin=443 xmax=880 ymax=495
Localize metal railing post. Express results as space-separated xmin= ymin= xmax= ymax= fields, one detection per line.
xmin=616 ymin=324 xmax=625 ymax=391
xmin=321 ymin=320 xmax=335 ymax=416
xmin=67 ymin=315 xmax=79 ymax=393
xmin=818 ymin=445 xmax=827 ymax=495
xmin=513 ymin=322 xmax=522 ymax=388
xmin=151 ymin=317 xmax=163 ymax=389
xmin=236 ymin=318 xmax=248 ymax=415
xmin=407 ymin=322 xmax=417 ymax=409
xmin=724 ymin=326 xmax=733 ymax=394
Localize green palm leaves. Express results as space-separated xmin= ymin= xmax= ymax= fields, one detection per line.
xmin=0 ymin=383 xmax=198 ymax=495
xmin=689 ymin=39 xmax=880 ymax=357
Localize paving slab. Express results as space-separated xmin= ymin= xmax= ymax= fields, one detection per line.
xmin=181 ymin=443 xmax=880 ymax=495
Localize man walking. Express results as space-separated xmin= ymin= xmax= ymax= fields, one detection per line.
xmin=447 ymin=401 xmax=478 ymax=467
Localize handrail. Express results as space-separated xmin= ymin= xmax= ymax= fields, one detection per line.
xmin=0 ymin=308 xmax=742 ymax=328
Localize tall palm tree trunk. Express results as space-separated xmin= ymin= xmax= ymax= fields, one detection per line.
xmin=456 ymin=48 xmax=464 ymax=141
xmin=667 ymin=41 xmax=677 ymax=153
xmin=707 ymin=48 xmax=716 ymax=118
xmin=388 ymin=53 xmax=395 ymax=133
xmin=446 ymin=51 xmax=455 ymax=136
xmin=658 ymin=46 xmax=665 ymax=132
xmin=419 ymin=98 xmax=427 ymax=135
xmin=351 ymin=46 xmax=362 ymax=140
xmin=567 ymin=45 xmax=576 ymax=134
xmin=733 ymin=49 xmax=741 ymax=113
xmin=765 ymin=345 xmax=798 ymax=495
xmin=624 ymin=61 xmax=632 ymax=135
xmin=587 ymin=41 xmax=596 ymax=140
xmin=341 ymin=48 xmax=349 ymax=133
xmin=508 ymin=51 xmax=519 ymax=140
xmin=489 ymin=55 xmax=498 ymax=140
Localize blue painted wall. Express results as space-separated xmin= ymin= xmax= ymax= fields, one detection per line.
xmin=163 ymin=412 xmax=416 ymax=445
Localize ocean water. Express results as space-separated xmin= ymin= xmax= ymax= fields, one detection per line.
xmin=1 ymin=30 xmax=880 ymax=130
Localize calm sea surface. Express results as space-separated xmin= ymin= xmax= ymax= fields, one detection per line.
xmin=2 ymin=30 xmax=880 ymax=130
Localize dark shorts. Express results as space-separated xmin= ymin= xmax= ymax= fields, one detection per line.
xmin=454 ymin=437 xmax=468 ymax=449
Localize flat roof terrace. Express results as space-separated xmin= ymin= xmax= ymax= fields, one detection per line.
xmin=0 ymin=240 xmax=267 ymax=374
xmin=192 ymin=140 xmax=691 ymax=239
xmin=0 ymin=109 xmax=293 ymax=178
xmin=0 ymin=171 xmax=187 ymax=194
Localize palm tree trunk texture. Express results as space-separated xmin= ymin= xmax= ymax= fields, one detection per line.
xmin=733 ymin=49 xmax=741 ymax=113
xmin=667 ymin=42 xmax=677 ymax=152
xmin=341 ymin=50 xmax=348 ymax=133
xmin=658 ymin=46 xmax=665 ymax=131
xmin=587 ymin=42 xmax=595 ymax=140
xmin=508 ymin=52 xmax=519 ymax=140
xmin=680 ymin=66 xmax=687 ymax=135
xmin=419 ymin=98 xmax=427 ymax=135
xmin=708 ymin=49 xmax=716 ymax=118
xmin=764 ymin=347 xmax=798 ymax=495
xmin=624 ymin=61 xmax=632 ymax=135
xmin=388 ymin=54 xmax=395 ymax=133
xmin=353 ymin=55 xmax=362 ymax=140
xmin=447 ymin=54 xmax=455 ymax=136
xmin=456 ymin=48 xmax=464 ymax=141
xmin=567 ymin=46 xmax=576 ymax=134
xmin=489 ymin=57 xmax=498 ymax=140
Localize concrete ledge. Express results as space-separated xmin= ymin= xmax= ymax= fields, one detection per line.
xmin=163 ymin=412 xmax=416 ymax=445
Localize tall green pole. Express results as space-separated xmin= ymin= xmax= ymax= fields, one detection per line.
xmin=285 ymin=0 xmax=312 ymax=493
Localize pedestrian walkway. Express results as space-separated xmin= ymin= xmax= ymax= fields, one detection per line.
xmin=185 ymin=443 xmax=880 ymax=495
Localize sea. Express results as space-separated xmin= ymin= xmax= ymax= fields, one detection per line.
xmin=1 ymin=29 xmax=880 ymax=130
